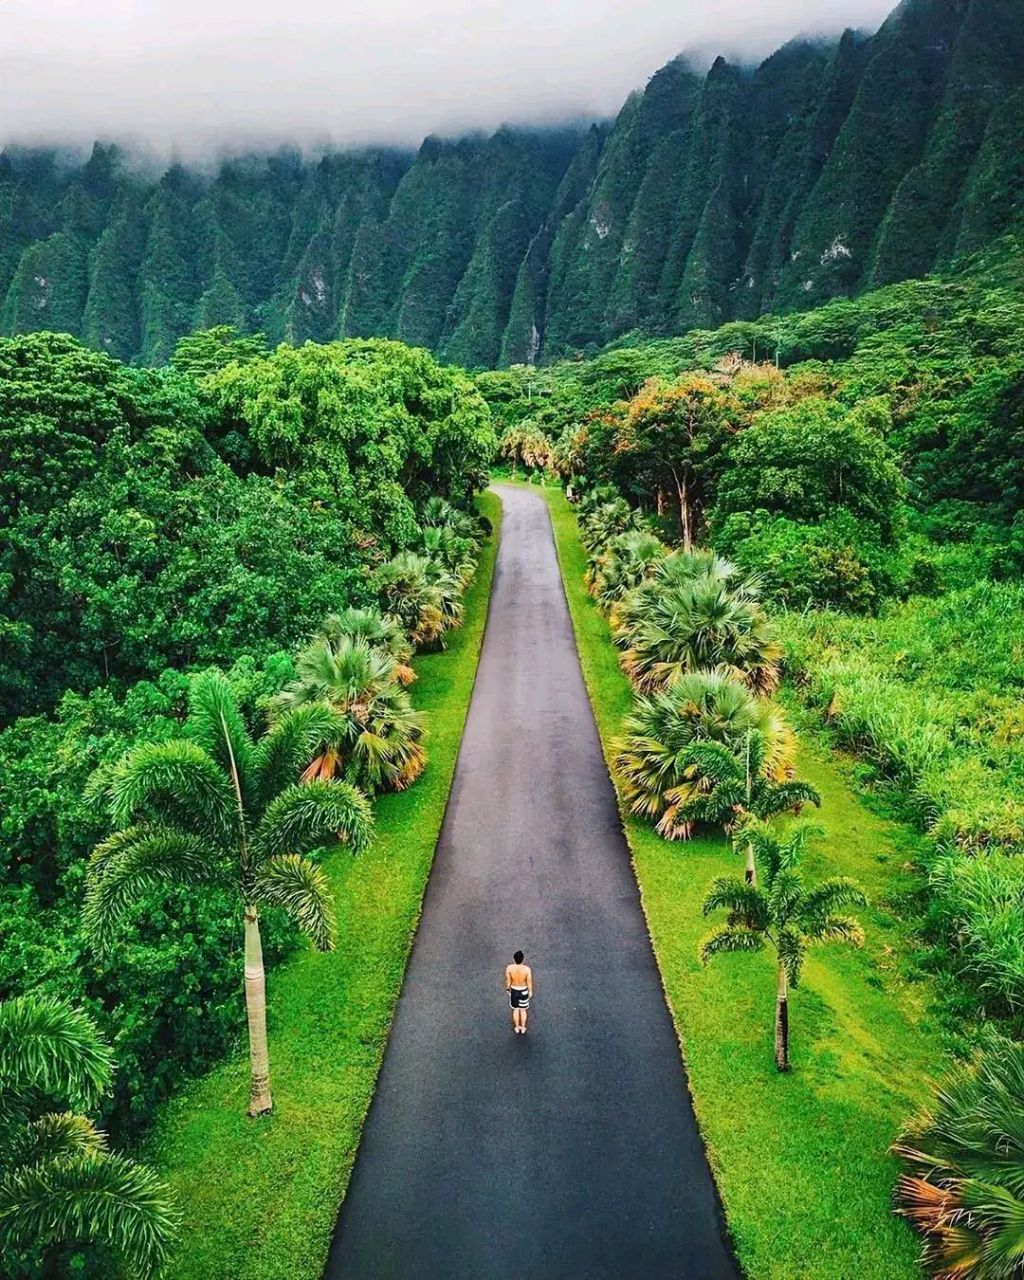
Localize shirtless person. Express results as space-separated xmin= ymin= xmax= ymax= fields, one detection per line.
xmin=505 ymin=950 xmax=533 ymax=1035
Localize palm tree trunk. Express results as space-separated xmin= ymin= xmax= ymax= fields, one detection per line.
xmin=671 ymin=468 xmax=692 ymax=552
xmin=744 ymin=841 xmax=756 ymax=886
xmin=244 ymin=906 xmax=273 ymax=1116
xmin=774 ymin=963 xmax=790 ymax=1072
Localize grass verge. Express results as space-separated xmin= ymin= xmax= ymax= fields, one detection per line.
xmin=147 ymin=492 xmax=501 ymax=1280
xmin=543 ymin=484 xmax=941 ymax=1280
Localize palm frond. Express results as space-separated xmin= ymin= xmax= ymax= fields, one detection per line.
xmin=84 ymin=828 xmax=223 ymax=950
xmin=0 ymin=1151 xmax=178 ymax=1279
xmin=777 ymin=926 xmax=807 ymax=988
xmin=699 ymin=926 xmax=765 ymax=965
xmin=109 ymin=740 xmax=235 ymax=839
xmin=186 ymin=670 xmax=255 ymax=801
xmin=0 ymin=997 xmax=112 ymax=1112
xmin=253 ymin=854 xmax=336 ymax=952
xmin=702 ymin=877 xmax=768 ymax=926
xmin=813 ymin=915 xmax=866 ymax=948
xmin=252 ymin=703 xmax=349 ymax=800
xmin=801 ymin=876 xmax=869 ymax=929
xmin=253 ymin=779 xmax=373 ymax=860
xmin=7 ymin=1112 xmax=107 ymax=1170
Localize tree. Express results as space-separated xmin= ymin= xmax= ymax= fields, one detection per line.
xmin=374 ymin=552 xmax=460 ymax=650
xmin=714 ymin=397 xmax=906 ymax=543
xmin=585 ymin=529 xmax=667 ymax=611
xmin=672 ymin=733 xmax=821 ymax=881
xmin=614 ymin=374 xmax=738 ymax=550
xmin=319 ymin=607 xmax=415 ymax=685
xmin=170 ymin=325 xmax=268 ymax=380
xmin=894 ymin=1040 xmax=1024 ymax=1279
xmin=700 ymin=821 xmax=866 ymax=1070
xmin=614 ymin=670 xmax=796 ymax=840
xmin=83 ymin=671 xmax=373 ymax=1116
xmin=0 ymin=994 xmax=177 ymax=1277
xmin=269 ymin=634 xmax=426 ymax=793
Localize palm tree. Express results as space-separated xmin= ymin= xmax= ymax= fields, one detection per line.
xmin=610 ymin=549 xmax=748 ymax=643
xmin=270 ymin=634 xmax=426 ymax=792
xmin=617 ymin=576 xmax=782 ymax=695
xmin=420 ymin=496 xmax=483 ymax=546
xmin=320 ymin=607 xmax=416 ymax=685
xmin=375 ymin=551 xmax=458 ymax=650
xmin=894 ymin=1040 xmax=1024 ymax=1279
xmin=578 ymin=498 xmax=643 ymax=553
xmin=84 ymin=671 xmax=373 ymax=1116
xmin=417 ymin=524 xmax=476 ymax=588
xmin=614 ymin=669 xmax=796 ymax=840
xmin=585 ymin=529 xmax=667 ymax=611
xmin=700 ymin=821 xmax=866 ymax=1070
xmin=676 ymin=733 xmax=821 ymax=881
xmin=0 ymin=994 xmax=177 ymax=1277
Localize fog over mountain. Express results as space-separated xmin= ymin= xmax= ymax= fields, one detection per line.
xmin=3 ymin=0 xmax=896 ymax=153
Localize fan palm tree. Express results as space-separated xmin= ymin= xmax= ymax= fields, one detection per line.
xmin=676 ymin=732 xmax=821 ymax=882
xmin=894 ymin=1040 xmax=1024 ymax=1279
xmin=420 ymin=496 xmax=482 ymax=546
xmin=417 ymin=524 xmax=476 ymax=588
xmin=0 ymin=995 xmax=177 ymax=1277
xmin=84 ymin=671 xmax=373 ymax=1116
xmin=614 ymin=669 xmax=796 ymax=840
xmin=270 ymin=634 xmax=426 ymax=792
xmin=374 ymin=552 xmax=447 ymax=650
xmin=610 ymin=549 xmax=749 ymax=643
xmin=320 ymin=607 xmax=416 ymax=685
xmin=617 ymin=576 xmax=782 ymax=695
xmin=586 ymin=529 xmax=667 ymax=611
xmin=700 ymin=821 xmax=866 ymax=1071
xmin=578 ymin=498 xmax=643 ymax=553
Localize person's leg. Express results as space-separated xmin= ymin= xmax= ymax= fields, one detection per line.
xmin=522 ymin=1008 xmax=528 ymax=1034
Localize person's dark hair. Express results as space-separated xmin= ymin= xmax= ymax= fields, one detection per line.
xmin=513 ymin=950 xmax=524 ymax=964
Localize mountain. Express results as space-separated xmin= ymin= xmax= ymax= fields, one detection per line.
xmin=2 ymin=0 xmax=1022 ymax=366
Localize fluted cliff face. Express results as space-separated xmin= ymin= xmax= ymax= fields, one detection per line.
xmin=3 ymin=0 xmax=1021 ymax=366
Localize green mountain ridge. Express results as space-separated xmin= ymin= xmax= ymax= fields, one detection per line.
xmin=2 ymin=0 xmax=1022 ymax=366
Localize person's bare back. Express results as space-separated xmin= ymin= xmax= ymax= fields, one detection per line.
xmin=505 ymin=951 xmax=534 ymax=1034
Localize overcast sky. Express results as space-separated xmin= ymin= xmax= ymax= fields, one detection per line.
xmin=2 ymin=0 xmax=897 ymax=155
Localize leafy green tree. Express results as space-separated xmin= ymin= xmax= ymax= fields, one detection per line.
xmin=714 ymin=397 xmax=906 ymax=542
xmin=894 ymin=1040 xmax=1024 ymax=1279
xmin=170 ymin=325 xmax=268 ymax=380
xmin=270 ymin=634 xmax=426 ymax=793
xmin=83 ymin=671 xmax=373 ymax=1116
xmin=614 ymin=374 xmax=739 ymax=550
xmin=614 ymin=670 xmax=796 ymax=840
xmin=0 ymin=994 xmax=177 ymax=1278
xmin=700 ymin=821 xmax=866 ymax=1070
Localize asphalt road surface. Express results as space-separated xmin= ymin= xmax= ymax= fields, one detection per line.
xmin=325 ymin=484 xmax=739 ymax=1280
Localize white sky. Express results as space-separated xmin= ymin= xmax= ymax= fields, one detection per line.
xmin=1 ymin=0 xmax=897 ymax=154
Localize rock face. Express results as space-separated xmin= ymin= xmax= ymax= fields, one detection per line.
xmin=2 ymin=0 xmax=1022 ymax=365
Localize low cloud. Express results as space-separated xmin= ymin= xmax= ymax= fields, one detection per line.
xmin=2 ymin=0 xmax=897 ymax=155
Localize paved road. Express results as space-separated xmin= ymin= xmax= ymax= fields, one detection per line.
xmin=325 ymin=485 xmax=738 ymax=1280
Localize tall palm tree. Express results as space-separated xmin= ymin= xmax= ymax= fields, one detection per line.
xmin=675 ymin=733 xmax=821 ymax=881
xmin=270 ymin=634 xmax=426 ymax=792
xmin=0 ymin=994 xmax=177 ymax=1277
xmin=320 ymin=607 xmax=416 ymax=685
xmin=700 ymin=821 xmax=866 ymax=1070
xmin=894 ymin=1040 xmax=1024 ymax=1279
xmin=84 ymin=671 xmax=373 ymax=1116
xmin=617 ymin=576 xmax=782 ymax=695
xmin=614 ymin=669 xmax=796 ymax=840
xmin=586 ymin=529 xmax=667 ymax=611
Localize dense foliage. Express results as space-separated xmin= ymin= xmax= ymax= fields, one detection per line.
xmin=0 ymin=330 xmax=493 ymax=1273
xmin=3 ymin=0 xmax=1023 ymax=366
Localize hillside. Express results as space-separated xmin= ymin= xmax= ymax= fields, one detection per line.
xmin=2 ymin=0 xmax=1022 ymax=368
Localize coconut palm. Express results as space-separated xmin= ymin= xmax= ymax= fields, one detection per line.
xmin=0 ymin=994 xmax=177 ymax=1277
xmin=614 ymin=669 xmax=796 ymax=839
xmin=700 ymin=821 xmax=866 ymax=1070
xmin=320 ymin=606 xmax=416 ymax=685
xmin=374 ymin=551 xmax=448 ymax=650
xmin=617 ymin=576 xmax=782 ymax=695
xmin=586 ymin=529 xmax=667 ymax=611
xmin=675 ymin=733 xmax=821 ymax=881
xmin=894 ymin=1040 xmax=1024 ymax=1279
xmin=84 ymin=671 xmax=373 ymax=1116
xmin=270 ymin=634 xmax=426 ymax=792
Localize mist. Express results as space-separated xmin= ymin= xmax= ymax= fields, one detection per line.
xmin=2 ymin=0 xmax=897 ymax=156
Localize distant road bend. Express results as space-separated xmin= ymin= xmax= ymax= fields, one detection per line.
xmin=326 ymin=484 xmax=738 ymax=1280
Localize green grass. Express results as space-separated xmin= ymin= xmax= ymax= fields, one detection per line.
xmin=147 ymin=492 xmax=500 ymax=1280
xmin=543 ymin=486 xmax=942 ymax=1280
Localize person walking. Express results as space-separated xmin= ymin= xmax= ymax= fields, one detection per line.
xmin=505 ymin=950 xmax=533 ymax=1035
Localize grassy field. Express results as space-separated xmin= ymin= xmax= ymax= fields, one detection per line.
xmin=147 ymin=492 xmax=500 ymax=1280
xmin=542 ymin=483 xmax=940 ymax=1280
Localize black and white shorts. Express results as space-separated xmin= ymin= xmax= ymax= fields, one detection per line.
xmin=509 ymin=987 xmax=530 ymax=1010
